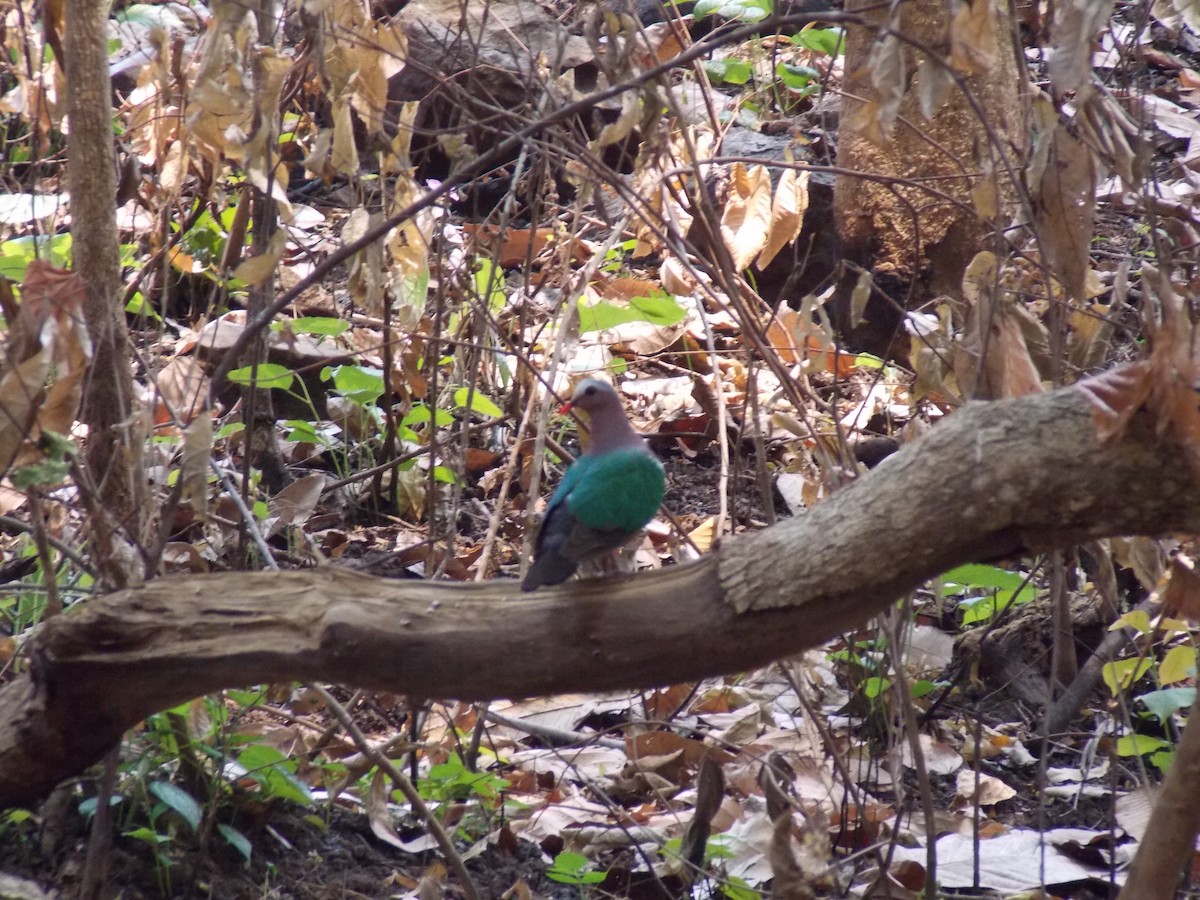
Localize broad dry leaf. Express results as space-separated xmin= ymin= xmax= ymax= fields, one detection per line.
xmin=593 ymin=89 xmax=643 ymax=150
xmin=719 ymin=163 xmax=772 ymax=271
xmin=343 ymin=208 xmax=385 ymax=314
xmin=1077 ymin=361 xmax=1151 ymax=442
xmin=1048 ymin=0 xmax=1115 ymax=95
xmin=757 ymin=169 xmax=810 ymax=269
xmin=270 ymin=473 xmax=326 ymax=528
xmin=916 ymin=56 xmax=958 ymax=120
xmin=1163 ymin=554 xmax=1200 ymax=622
xmin=231 ymin=229 xmax=287 ymax=287
xmin=870 ymin=33 xmax=905 ymax=142
xmin=950 ymin=0 xmax=997 ymax=74
xmin=0 ymin=340 xmax=52 ymax=474
xmin=1037 ymin=123 xmax=1096 ymax=306
xmin=955 ymin=770 xmax=1016 ymax=806
xmin=156 ymin=356 xmax=211 ymax=425
xmin=330 ymin=98 xmax=359 ymax=176
xmin=1141 ymin=266 xmax=1200 ymax=473
xmin=985 ymin=314 xmax=1044 ymax=397
xmin=366 ymin=768 xmax=408 ymax=851
xmin=180 ymin=415 xmax=213 ymax=519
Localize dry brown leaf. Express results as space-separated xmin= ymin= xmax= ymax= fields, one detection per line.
xmin=678 ymin=756 xmax=724 ymax=880
xmin=366 ymin=768 xmax=408 ymax=851
xmin=463 ymin=224 xmax=590 ymax=268
xmin=719 ymin=163 xmax=773 ymax=271
xmin=955 ymin=769 xmax=1016 ymax=806
xmin=1037 ymin=122 xmax=1096 ymax=307
xmin=180 ymin=415 xmax=213 ymax=520
xmin=757 ymin=169 xmax=810 ymax=269
xmin=950 ymin=0 xmax=998 ymax=74
xmin=0 ymin=261 xmax=90 ymax=475
xmin=1078 ymin=362 xmax=1152 ymax=442
xmin=916 ymin=55 xmax=958 ymax=120
xmin=1162 ymin=554 xmax=1200 ymax=623
xmin=1049 ymin=0 xmax=1115 ymax=94
xmin=231 ymin=229 xmax=287 ymax=287
xmin=870 ymin=32 xmax=905 ymax=142
xmin=985 ymin=315 xmax=1044 ymax=397
xmin=269 ymin=473 xmax=326 ymax=530
xmin=156 ymin=356 xmax=211 ymax=425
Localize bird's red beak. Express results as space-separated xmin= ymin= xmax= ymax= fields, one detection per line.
xmin=557 ymin=400 xmax=574 ymax=415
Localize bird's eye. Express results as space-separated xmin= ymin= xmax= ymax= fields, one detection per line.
xmin=585 ymin=385 xmax=596 ymax=396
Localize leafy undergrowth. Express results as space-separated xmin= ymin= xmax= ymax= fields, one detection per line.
xmin=4 ymin=0 xmax=1200 ymax=895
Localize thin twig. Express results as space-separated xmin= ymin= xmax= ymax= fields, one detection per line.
xmin=210 ymin=461 xmax=278 ymax=571
xmin=308 ymin=684 xmax=479 ymax=900
xmin=0 ymin=515 xmax=94 ymax=575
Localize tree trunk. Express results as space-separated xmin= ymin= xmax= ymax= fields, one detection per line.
xmin=1 ymin=378 xmax=1197 ymax=806
xmin=833 ymin=0 xmax=1025 ymax=356
xmin=65 ymin=0 xmax=146 ymax=572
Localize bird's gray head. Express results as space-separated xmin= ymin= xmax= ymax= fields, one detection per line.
xmin=562 ymin=378 xmax=618 ymax=415
xmin=560 ymin=378 xmax=640 ymax=454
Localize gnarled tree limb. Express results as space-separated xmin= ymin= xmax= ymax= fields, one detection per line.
xmin=2 ymin=383 xmax=1196 ymax=806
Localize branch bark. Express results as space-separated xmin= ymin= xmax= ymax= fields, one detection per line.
xmin=3 ymin=383 xmax=1197 ymax=806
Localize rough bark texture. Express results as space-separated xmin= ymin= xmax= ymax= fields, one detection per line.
xmin=65 ymin=0 xmax=146 ymax=550
xmin=833 ymin=0 xmax=1025 ymax=353
xmin=1 ymin=382 xmax=1198 ymax=805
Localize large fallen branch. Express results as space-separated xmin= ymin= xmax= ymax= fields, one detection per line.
xmin=2 ymin=382 xmax=1197 ymax=806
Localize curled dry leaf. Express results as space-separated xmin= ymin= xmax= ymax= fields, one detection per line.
xmin=949 ymin=0 xmax=997 ymax=75
xmin=1162 ymin=552 xmax=1200 ymax=622
xmin=1048 ymin=0 xmax=1116 ymax=95
xmin=1036 ymin=122 xmax=1096 ymax=307
xmin=719 ymin=163 xmax=773 ymax=272
xmin=0 ymin=261 xmax=90 ymax=476
xmin=757 ymin=168 xmax=810 ymax=270
xmin=180 ymin=415 xmax=213 ymax=521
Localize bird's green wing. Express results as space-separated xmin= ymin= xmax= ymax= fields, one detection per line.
xmin=565 ymin=448 xmax=664 ymax=533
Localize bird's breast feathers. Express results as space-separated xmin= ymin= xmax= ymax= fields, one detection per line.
xmin=562 ymin=448 xmax=664 ymax=532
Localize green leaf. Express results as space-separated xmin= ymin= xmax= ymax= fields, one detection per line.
xmin=1102 ymin=657 xmax=1154 ymax=694
xmin=1116 ymin=733 xmax=1170 ymax=757
xmin=9 ymin=459 xmax=69 ymax=490
xmin=694 ymin=0 xmax=772 ymax=22
xmin=1139 ymin=687 xmax=1195 ymax=724
xmin=283 ymin=420 xmax=325 ymax=445
xmin=941 ymin=564 xmax=1027 ymax=591
xmin=790 ymin=26 xmax=844 ymax=56
xmin=862 ymin=676 xmax=890 ymax=699
xmin=0 ymin=233 xmax=73 ymax=280
xmin=401 ymin=403 xmax=454 ymax=428
xmin=432 ymin=465 xmax=458 ymax=485
xmin=474 ymin=259 xmax=508 ymax=312
xmin=578 ymin=293 xmax=687 ymax=332
xmin=149 ymin=781 xmax=202 ymax=832
xmin=1151 ymin=749 xmax=1175 ymax=774
xmin=125 ymin=292 xmax=162 ymax=321
xmin=325 ymin=365 xmax=385 ymax=405
xmin=226 ymin=363 xmax=295 ymax=390
xmin=910 ymin=679 xmax=941 ymax=699
xmin=546 ymin=851 xmax=607 ymax=885
xmin=217 ymin=823 xmax=252 ymax=862
xmin=236 ymin=745 xmax=313 ymax=806
xmin=283 ymin=316 xmax=349 ymax=337
xmin=775 ymin=63 xmax=820 ymax=94
xmin=125 ymin=827 xmax=172 ymax=846
xmin=721 ymin=877 xmax=763 ymax=900
xmin=452 ymin=388 xmax=503 ymax=418
xmin=396 ymin=264 xmax=430 ymax=309
xmin=705 ymin=59 xmax=753 ymax=85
